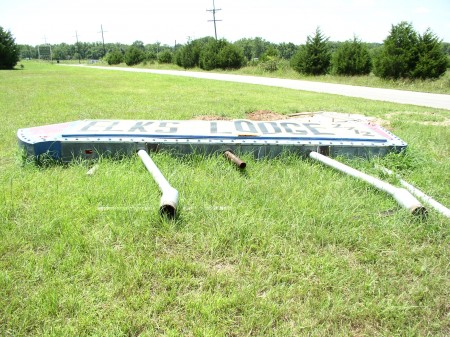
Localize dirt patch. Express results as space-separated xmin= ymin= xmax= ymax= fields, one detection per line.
xmin=193 ymin=111 xmax=402 ymax=128
xmin=246 ymin=110 xmax=288 ymax=121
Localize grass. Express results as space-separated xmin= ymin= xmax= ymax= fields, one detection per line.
xmin=1 ymin=61 xmax=449 ymax=336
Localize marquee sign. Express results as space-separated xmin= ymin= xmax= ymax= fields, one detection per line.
xmin=17 ymin=119 xmax=406 ymax=161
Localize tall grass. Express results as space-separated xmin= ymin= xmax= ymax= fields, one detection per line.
xmin=1 ymin=61 xmax=449 ymax=336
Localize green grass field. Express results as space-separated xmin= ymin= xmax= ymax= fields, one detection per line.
xmin=1 ymin=61 xmax=449 ymax=336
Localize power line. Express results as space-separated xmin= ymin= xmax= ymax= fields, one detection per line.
xmin=207 ymin=0 xmax=222 ymax=40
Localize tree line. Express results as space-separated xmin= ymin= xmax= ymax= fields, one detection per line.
xmin=2 ymin=22 xmax=449 ymax=80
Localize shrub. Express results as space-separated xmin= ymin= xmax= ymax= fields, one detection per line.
xmin=175 ymin=40 xmax=202 ymax=69
xmin=374 ymin=22 xmax=419 ymax=79
xmin=157 ymin=50 xmax=173 ymax=64
xmin=291 ymin=27 xmax=331 ymax=75
xmin=216 ymin=43 xmax=245 ymax=69
xmin=412 ymin=29 xmax=448 ymax=79
xmin=374 ymin=22 xmax=447 ymax=80
xmin=146 ymin=51 xmax=157 ymax=62
xmin=175 ymin=37 xmax=245 ymax=70
xmin=199 ymin=39 xmax=224 ymax=70
xmin=332 ymin=37 xmax=372 ymax=75
xmin=198 ymin=39 xmax=245 ymax=70
xmin=259 ymin=60 xmax=278 ymax=72
xmin=124 ymin=46 xmax=145 ymax=66
xmin=259 ymin=46 xmax=280 ymax=62
xmin=104 ymin=49 xmax=123 ymax=65
xmin=0 ymin=26 xmax=20 ymax=69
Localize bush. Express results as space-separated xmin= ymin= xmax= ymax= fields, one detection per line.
xmin=175 ymin=40 xmax=202 ymax=69
xmin=124 ymin=46 xmax=145 ymax=66
xmin=157 ymin=50 xmax=173 ymax=64
xmin=198 ymin=39 xmax=245 ymax=70
xmin=259 ymin=60 xmax=278 ymax=72
xmin=0 ymin=26 xmax=20 ymax=69
xmin=332 ymin=37 xmax=372 ymax=75
xmin=104 ymin=49 xmax=123 ymax=65
xmin=199 ymin=39 xmax=224 ymax=70
xmin=146 ymin=51 xmax=157 ymax=62
xmin=175 ymin=37 xmax=245 ymax=70
xmin=373 ymin=22 xmax=419 ymax=79
xmin=216 ymin=43 xmax=245 ymax=69
xmin=291 ymin=27 xmax=331 ymax=75
xmin=412 ymin=29 xmax=448 ymax=79
xmin=374 ymin=22 xmax=447 ymax=80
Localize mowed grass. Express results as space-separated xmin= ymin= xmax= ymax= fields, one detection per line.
xmin=1 ymin=61 xmax=449 ymax=336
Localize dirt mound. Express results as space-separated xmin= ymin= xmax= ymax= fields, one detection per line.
xmin=193 ymin=115 xmax=231 ymax=121
xmin=246 ymin=110 xmax=288 ymax=121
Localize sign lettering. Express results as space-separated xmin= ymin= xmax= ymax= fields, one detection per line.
xmin=60 ymin=119 xmax=391 ymax=142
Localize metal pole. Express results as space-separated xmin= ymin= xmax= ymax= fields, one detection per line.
xmin=309 ymin=151 xmax=427 ymax=217
xmin=380 ymin=167 xmax=450 ymax=218
xmin=224 ymin=150 xmax=246 ymax=169
xmin=137 ymin=150 xmax=179 ymax=217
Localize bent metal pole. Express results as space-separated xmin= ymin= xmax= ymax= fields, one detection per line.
xmin=309 ymin=151 xmax=427 ymax=217
xmin=137 ymin=149 xmax=179 ymax=217
xmin=379 ymin=167 xmax=450 ymax=218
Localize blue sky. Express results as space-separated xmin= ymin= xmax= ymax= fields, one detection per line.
xmin=1 ymin=0 xmax=449 ymax=46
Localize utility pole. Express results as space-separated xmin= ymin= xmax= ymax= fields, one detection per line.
xmin=207 ymin=0 xmax=222 ymax=40
xmin=98 ymin=24 xmax=107 ymax=57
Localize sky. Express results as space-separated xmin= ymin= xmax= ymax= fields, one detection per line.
xmin=1 ymin=0 xmax=449 ymax=46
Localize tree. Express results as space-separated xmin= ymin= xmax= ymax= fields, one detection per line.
xmin=199 ymin=38 xmax=224 ymax=70
xmin=0 ymin=26 xmax=20 ymax=69
xmin=217 ymin=43 xmax=245 ymax=69
xmin=373 ymin=21 xmax=419 ymax=79
xmin=412 ymin=29 xmax=448 ymax=79
xmin=276 ymin=42 xmax=298 ymax=60
xmin=124 ymin=46 xmax=145 ymax=66
xmin=291 ymin=28 xmax=331 ymax=75
xmin=374 ymin=22 xmax=448 ymax=79
xmin=332 ymin=37 xmax=372 ymax=75
xmin=234 ymin=37 xmax=271 ymax=61
xmin=53 ymin=43 xmax=71 ymax=60
xmin=131 ymin=40 xmax=145 ymax=51
xmin=198 ymin=38 xmax=245 ymax=70
xmin=175 ymin=38 xmax=206 ymax=69
xmin=105 ymin=49 xmax=123 ymax=65
xmin=157 ymin=50 xmax=173 ymax=64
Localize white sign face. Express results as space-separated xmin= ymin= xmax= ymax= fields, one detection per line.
xmin=61 ymin=119 xmax=393 ymax=142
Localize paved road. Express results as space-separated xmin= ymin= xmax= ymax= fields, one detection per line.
xmin=71 ymin=65 xmax=450 ymax=110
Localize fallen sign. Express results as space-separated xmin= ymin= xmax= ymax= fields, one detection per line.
xmin=18 ymin=118 xmax=429 ymax=218
xmin=18 ymin=118 xmax=406 ymax=161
